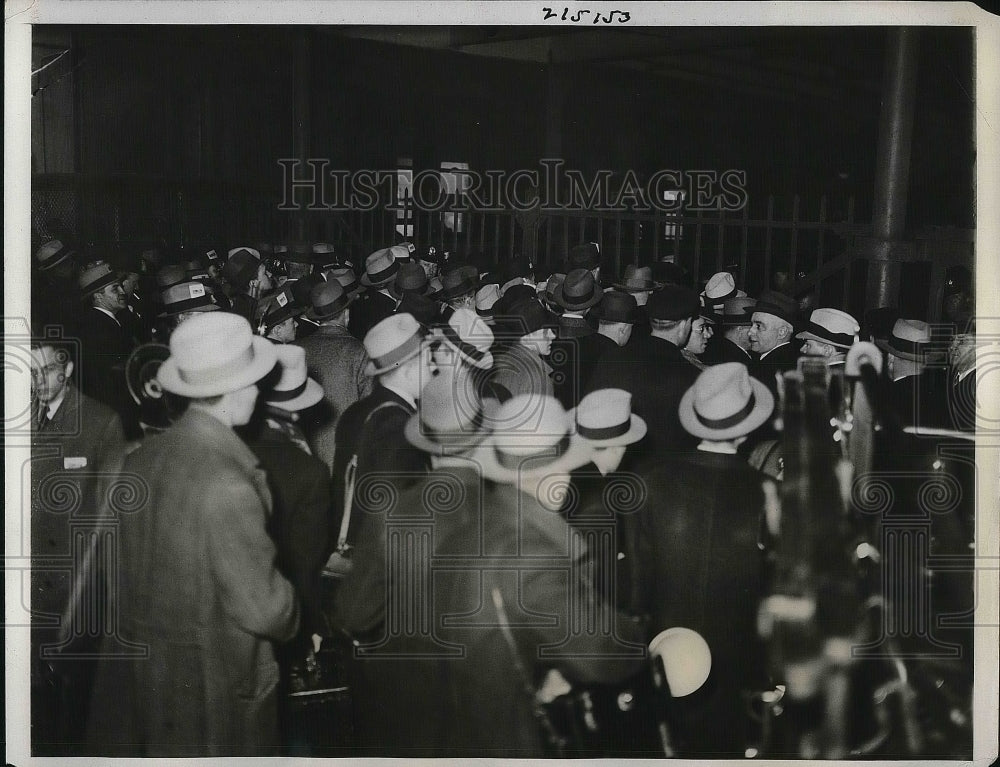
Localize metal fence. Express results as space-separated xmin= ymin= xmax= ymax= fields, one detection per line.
xmin=32 ymin=174 xmax=972 ymax=319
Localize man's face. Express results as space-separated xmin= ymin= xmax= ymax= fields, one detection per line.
xmin=633 ymin=290 xmax=650 ymax=307
xmin=685 ymin=317 xmax=713 ymax=354
xmin=93 ymin=281 xmax=127 ymax=312
xmin=267 ymin=316 xmax=297 ymax=344
xmin=523 ymin=327 xmax=554 ymax=357
xmin=749 ymin=312 xmax=788 ymax=354
xmin=257 ymin=263 xmax=274 ymax=293
xmin=121 ymin=272 xmax=140 ymax=297
xmin=30 ymin=345 xmax=73 ymax=405
xmin=726 ymin=324 xmax=752 ymax=351
xmin=800 ymin=338 xmax=835 ymax=358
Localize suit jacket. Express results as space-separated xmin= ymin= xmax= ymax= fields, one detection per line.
xmin=578 ymin=332 xmax=621 ymax=392
xmin=348 ymin=289 xmax=397 ymax=341
xmin=890 ymin=370 xmax=952 ymax=431
xmin=31 ymin=384 xmax=128 ymax=622
xmin=551 ymin=321 xmax=596 ymax=409
xmin=488 ymin=343 xmax=555 ymax=403
xmin=701 ymin=336 xmax=755 ymax=367
xmin=633 ymin=450 xmax=767 ymax=756
xmin=428 ymin=479 xmax=646 ymax=757
xmin=74 ymin=307 xmax=133 ymax=414
xmin=295 ymin=323 xmax=373 ymax=472
xmin=750 ymin=341 xmax=799 ymax=397
xmin=586 ymin=334 xmax=699 ymax=463
xmin=86 ymin=409 xmax=298 ymax=756
xmin=248 ymin=417 xmax=333 ymax=640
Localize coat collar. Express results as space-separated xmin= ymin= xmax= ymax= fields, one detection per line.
xmin=177 ymin=408 xmax=262 ymax=472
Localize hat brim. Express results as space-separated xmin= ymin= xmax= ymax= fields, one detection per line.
xmin=567 ymin=412 xmax=648 ymax=447
xmin=157 ymin=336 xmax=278 ymax=398
xmin=440 ymin=336 xmax=494 ymax=370
xmin=614 ymin=281 xmax=657 ymax=293
xmin=473 ymin=433 xmax=593 ymax=483
xmin=38 ymin=251 xmax=74 ymax=272
xmin=158 ymin=302 xmax=220 ymax=318
xmin=554 ymin=283 xmax=604 ymax=312
xmin=403 ymin=413 xmax=489 ymax=456
xmin=79 ymin=271 xmax=120 ymax=298
xmin=305 ymin=293 xmax=356 ymax=322
xmin=678 ymin=377 xmax=775 ymax=441
xmin=360 ymin=266 xmax=399 ymax=287
xmin=874 ymin=337 xmax=943 ymax=363
xmin=266 ymin=377 xmax=324 ymax=412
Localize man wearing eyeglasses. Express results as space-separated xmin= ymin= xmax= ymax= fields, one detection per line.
xmin=73 ymin=260 xmax=139 ymax=435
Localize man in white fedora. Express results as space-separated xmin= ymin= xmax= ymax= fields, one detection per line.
xmin=432 ymin=306 xmax=494 ymax=398
xmin=566 ymin=388 xmax=648 ymax=612
xmin=701 ymin=270 xmax=746 ymax=311
xmin=349 ymin=246 xmax=405 ymax=340
xmin=242 ymin=344 xmax=332 ymax=679
xmin=87 ymin=312 xmax=298 ymax=757
xmin=428 ymin=392 xmax=645 ymax=757
xmin=632 ymin=362 xmax=774 ymax=756
xmin=331 ymin=313 xmax=437 ymax=628
xmin=877 ymin=318 xmax=949 ymax=429
xmin=796 ymin=307 xmax=860 ymax=367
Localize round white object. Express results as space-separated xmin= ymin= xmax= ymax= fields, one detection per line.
xmin=648 ymin=627 xmax=712 ymax=697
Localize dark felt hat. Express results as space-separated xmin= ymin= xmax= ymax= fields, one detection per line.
xmin=646 ymin=284 xmax=700 ymax=321
xmin=396 ymin=291 xmax=443 ymax=327
xmin=306 ymin=280 xmax=355 ymax=322
xmin=718 ymin=296 xmax=757 ymax=327
xmin=433 ymin=264 xmax=480 ymax=301
xmin=553 ymin=268 xmax=603 ymax=312
xmin=753 ymin=290 xmax=799 ymax=326
xmin=591 ymin=291 xmax=641 ymax=324
xmin=389 ymin=261 xmax=432 ymax=301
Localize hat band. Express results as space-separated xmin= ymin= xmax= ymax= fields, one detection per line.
xmin=561 ymin=288 xmax=598 ymax=309
xmin=476 ymin=305 xmax=495 ymax=318
xmin=80 ymin=271 xmax=118 ymax=296
xmin=268 ymin=378 xmax=308 ymax=402
xmin=495 ymin=433 xmax=570 ymax=471
xmin=805 ymin=322 xmax=855 ymax=348
xmin=177 ymin=345 xmax=256 ymax=386
xmin=887 ymin=333 xmax=930 ymax=356
xmin=441 ymin=323 xmax=487 ymax=363
xmin=41 ymin=243 xmax=74 ymax=268
xmin=695 ymin=392 xmax=756 ymax=430
xmin=577 ymin=419 xmax=630 ymax=441
xmin=366 ymin=261 xmax=398 ymax=283
xmin=370 ymin=330 xmax=424 ymax=371
xmin=164 ymin=295 xmax=215 ymax=314
xmin=188 ymin=271 xmax=210 ymax=281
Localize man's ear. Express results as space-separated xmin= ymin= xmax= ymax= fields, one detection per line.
xmin=778 ymin=322 xmax=792 ymax=340
xmin=63 ymin=360 xmax=75 ymax=381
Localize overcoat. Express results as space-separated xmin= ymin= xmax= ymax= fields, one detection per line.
xmin=749 ymin=341 xmax=799 ymax=397
xmin=86 ymin=409 xmax=299 ymax=756
xmin=632 ymin=450 xmax=768 ymax=756
xmin=348 ymin=289 xmax=396 ymax=340
xmin=701 ymin=335 xmax=755 ymax=366
xmin=488 ymin=342 xmax=555 ymax=402
xmin=295 ymin=322 xmax=373 ymax=471
xmin=585 ymin=334 xmax=699 ymax=462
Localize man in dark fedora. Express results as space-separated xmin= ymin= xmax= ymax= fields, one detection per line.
xmin=349 ymin=246 xmax=404 ymax=340
xmin=614 ymin=264 xmax=658 ymax=340
xmin=633 ymin=362 xmax=774 ymax=756
xmin=586 ymin=284 xmax=701 ymax=462
xmin=221 ymin=247 xmax=273 ymax=324
xmin=701 ymin=296 xmax=757 ymax=366
xmin=388 ymin=261 xmax=432 ymax=303
xmin=550 ymin=268 xmax=602 ymax=408
xmin=748 ymin=289 xmax=801 ymax=397
xmin=567 ymin=241 xmax=602 ymax=284
xmin=73 ymin=260 xmax=138 ymax=431
xmin=487 ymin=296 xmax=558 ymax=403
xmin=296 ymin=280 xmax=372 ymax=473
xmin=433 ymin=263 xmax=480 ymax=317
xmin=157 ymin=279 xmax=221 ymax=340
xmin=580 ymin=291 xmax=640 ymax=391
xmin=87 ymin=312 xmax=298 ymax=756
xmin=32 ymin=239 xmax=80 ymax=331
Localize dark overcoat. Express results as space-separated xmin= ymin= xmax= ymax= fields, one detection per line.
xmin=632 ymin=450 xmax=768 ymax=756
xmin=86 ymin=409 xmax=299 ymax=756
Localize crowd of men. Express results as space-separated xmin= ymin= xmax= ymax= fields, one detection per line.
xmin=28 ymin=236 xmax=977 ymax=757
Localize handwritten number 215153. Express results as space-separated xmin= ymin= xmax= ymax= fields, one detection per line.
xmin=541 ymin=8 xmax=631 ymax=23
